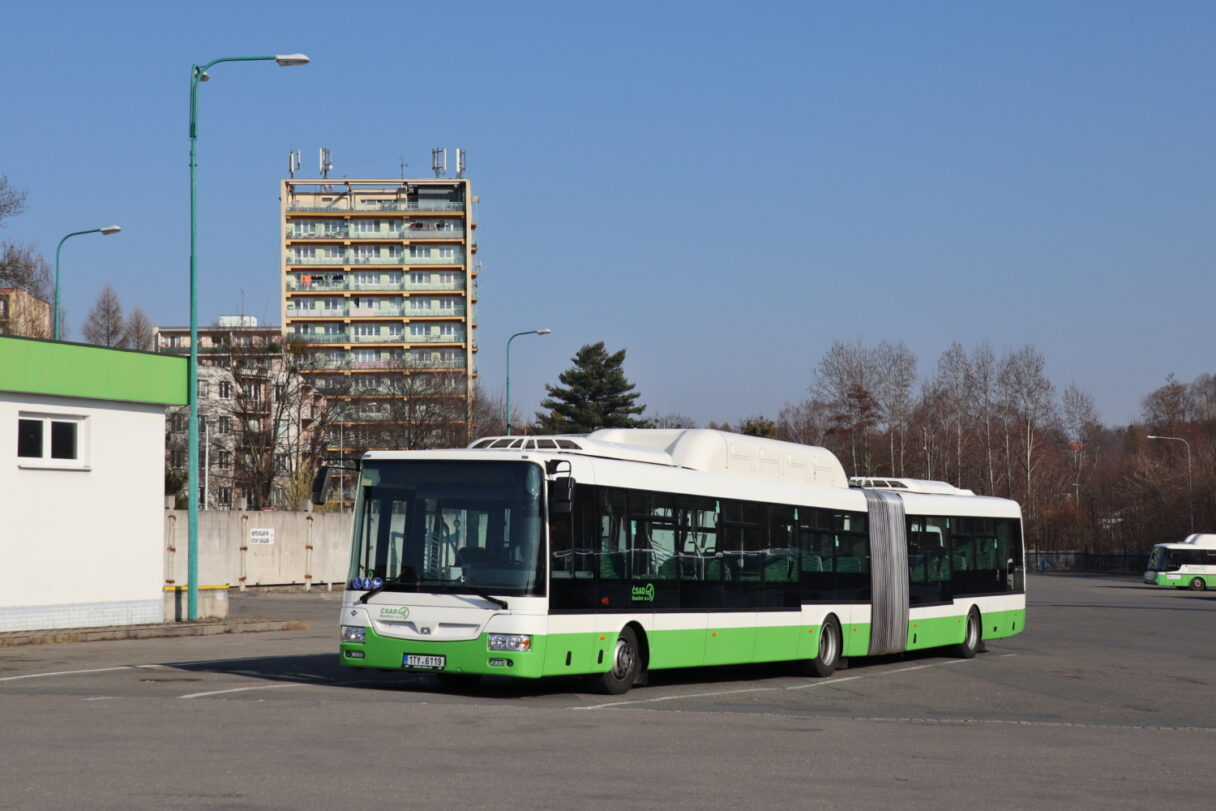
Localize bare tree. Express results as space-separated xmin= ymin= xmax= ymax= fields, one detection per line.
xmin=999 ymin=345 xmax=1057 ymax=515
xmin=0 ymin=174 xmax=26 ymax=225
xmin=874 ymin=340 xmax=917 ymax=476
xmin=123 ymin=306 xmax=155 ymax=351
xmin=82 ymin=284 xmax=125 ymax=347
xmin=969 ymin=343 xmax=998 ymax=494
xmin=814 ymin=340 xmax=880 ymax=473
xmin=649 ymin=412 xmax=698 ymax=429
xmin=934 ymin=342 xmax=970 ymax=487
xmin=216 ymin=342 xmax=337 ymax=509
xmin=776 ymin=398 xmax=830 ymax=446
xmin=1061 ymin=382 xmax=1100 ymax=508
xmin=0 ymin=244 xmax=52 ymax=303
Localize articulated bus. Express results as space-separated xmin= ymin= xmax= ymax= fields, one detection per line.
xmin=1144 ymin=534 xmax=1216 ymax=590
xmin=324 ymin=429 xmax=1025 ymax=694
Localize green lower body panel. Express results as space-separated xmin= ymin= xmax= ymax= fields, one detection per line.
xmin=342 ymin=607 xmax=1026 ymax=679
xmin=1149 ymin=572 xmax=1214 ymax=589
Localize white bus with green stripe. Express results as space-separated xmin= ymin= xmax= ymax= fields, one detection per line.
xmin=1144 ymin=534 xmax=1216 ymax=590
xmin=329 ymin=428 xmax=1025 ymax=694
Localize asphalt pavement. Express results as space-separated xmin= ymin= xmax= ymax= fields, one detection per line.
xmin=2 ymin=574 xmax=1214 ymax=809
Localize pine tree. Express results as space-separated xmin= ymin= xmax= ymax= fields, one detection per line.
xmin=534 ymin=341 xmax=648 ymax=433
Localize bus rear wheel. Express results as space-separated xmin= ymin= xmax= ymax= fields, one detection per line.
xmin=800 ymin=616 xmax=841 ymax=678
xmin=593 ymin=627 xmax=641 ymax=695
xmin=954 ymin=608 xmax=981 ymax=659
xmin=1189 ymin=577 xmax=1207 ymax=591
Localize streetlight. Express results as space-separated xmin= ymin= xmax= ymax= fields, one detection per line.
xmin=505 ymin=329 xmax=551 ymax=435
xmin=54 ymin=226 xmax=121 ymax=340
xmin=1148 ymin=435 xmax=1194 ymax=534
xmin=186 ymin=53 xmax=309 ymax=621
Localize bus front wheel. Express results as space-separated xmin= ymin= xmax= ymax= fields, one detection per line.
xmin=1189 ymin=577 xmax=1207 ymax=591
xmin=593 ymin=627 xmax=641 ymax=695
xmin=800 ymin=616 xmax=841 ymax=678
xmin=955 ymin=608 xmax=981 ymax=659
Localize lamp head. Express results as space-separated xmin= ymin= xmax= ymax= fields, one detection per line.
xmin=100 ymin=225 xmax=122 ymax=235
xmin=536 ymin=329 xmax=552 ymax=335
xmin=275 ymin=54 xmax=311 ymax=66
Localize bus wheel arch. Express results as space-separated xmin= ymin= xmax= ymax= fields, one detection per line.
xmin=1189 ymin=577 xmax=1207 ymax=591
xmin=955 ymin=606 xmax=982 ymax=659
xmin=800 ymin=614 xmax=842 ymax=678
xmin=592 ymin=624 xmax=644 ymax=695
xmin=626 ymin=621 xmax=650 ymax=684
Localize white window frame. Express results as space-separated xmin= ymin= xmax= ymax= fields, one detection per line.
xmin=17 ymin=412 xmax=89 ymax=471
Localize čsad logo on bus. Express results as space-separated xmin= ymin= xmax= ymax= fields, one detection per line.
xmin=379 ymin=606 xmax=410 ymax=620
xmin=631 ymin=583 xmax=655 ymax=602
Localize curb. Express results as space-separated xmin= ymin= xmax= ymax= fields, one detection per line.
xmin=0 ymin=618 xmax=310 ymax=648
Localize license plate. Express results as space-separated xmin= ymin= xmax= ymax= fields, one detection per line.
xmin=403 ymin=654 xmax=446 ymax=670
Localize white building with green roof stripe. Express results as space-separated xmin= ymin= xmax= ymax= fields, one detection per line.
xmin=0 ymin=336 xmax=187 ymax=632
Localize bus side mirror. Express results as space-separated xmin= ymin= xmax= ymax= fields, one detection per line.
xmin=311 ymin=466 xmax=332 ymax=506
xmin=549 ymin=476 xmax=574 ymax=515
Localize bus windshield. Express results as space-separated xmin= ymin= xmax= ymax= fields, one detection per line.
xmin=1147 ymin=547 xmax=1170 ymax=571
xmin=350 ymin=460 xmax=546 ymax=597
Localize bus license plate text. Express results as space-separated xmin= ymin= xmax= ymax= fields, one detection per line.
xmin=404 ymin=654 xmax=446 ymax=670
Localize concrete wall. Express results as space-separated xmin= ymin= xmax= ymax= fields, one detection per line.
xmin=164 ymin=510 xmax=354 ymax=588
xmin=1 ymin=393 xmax=166 ymax=632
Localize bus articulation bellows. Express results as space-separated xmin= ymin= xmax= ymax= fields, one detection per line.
xmin=1144 ymin=534 xmax=1216 ymax=590
xmin=323 ymin=428 xmax=1026 ymax=694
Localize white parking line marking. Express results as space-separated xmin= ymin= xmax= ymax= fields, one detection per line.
xmin=0 ymin=664 xmax=166 ymax=683
xmin=179 ymin=683 xmax=300 ymax=700
xmin=571 ymin=659 xmax=973 ymax=710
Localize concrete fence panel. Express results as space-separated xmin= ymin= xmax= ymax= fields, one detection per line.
xmin=165 ymin=510 xmax=354 ymax=588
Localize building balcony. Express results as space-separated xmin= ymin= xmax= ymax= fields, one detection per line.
xmin=287 ymin=227 xmax=465 ymax=240
xmin=288 ymin=252 xmax=466 ymax=266
xmin=285 ymin=278 xmax=466 ymax=294
xmin=285 ymin=304 xmax=466 ymax=321
xmin=288 ymin=201 xmax=465 ymax=213
xmin=289 ymin=331 xmax=467 ymax=345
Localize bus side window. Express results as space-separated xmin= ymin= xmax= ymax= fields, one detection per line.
xmin=599 ymin=487 xmax=628 ymax=580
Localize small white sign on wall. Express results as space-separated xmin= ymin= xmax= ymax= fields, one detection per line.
xmin=249 ymin=528 xmax=275 ymax=545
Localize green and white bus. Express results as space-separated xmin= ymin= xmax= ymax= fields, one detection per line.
xmin=326 ymin=429 xmax=1025 ymax=694
xmin=1144 ymin=534 xmax=1216 ymax=590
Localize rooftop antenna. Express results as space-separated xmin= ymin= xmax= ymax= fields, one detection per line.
xmin=399 ymin=156 xmax=408 ymax=179
xmin=455 ymin=148 xmax=466 ymax=178
xmin=288 ymin=150 xmax=301 ymax=178
xmin=319 ymin=147 xmax=333 ymax=179
xmin=431 ymin=147 xmax=447 ymax=178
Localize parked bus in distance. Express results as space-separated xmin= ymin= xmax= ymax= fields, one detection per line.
xmin=1144 ymin=534 xmax=1216 ymax=590
xmin=320 ymin=429 xmax=1026 ymax=694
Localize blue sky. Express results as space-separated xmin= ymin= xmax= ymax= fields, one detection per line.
xmin=2 ymin=1 xmax=1213 ymax=426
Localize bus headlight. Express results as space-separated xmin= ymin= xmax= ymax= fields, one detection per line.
xmin=341 ymin=625 xmax=366 ymax=643
xmin=488 ymin=634 xmax=532 ymax=652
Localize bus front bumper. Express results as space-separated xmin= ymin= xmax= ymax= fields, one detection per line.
xmin=340 ymin=627 xmax=547 ymax=678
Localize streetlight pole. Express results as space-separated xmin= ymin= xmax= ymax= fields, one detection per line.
xmin=54 ymin=226 xmax=121 ymax=340
xmin=187 ymin=53 xmax=309 ymax=621
xmin=504 ymin=329 xmax=551 ymax=435
xmin=1148 ymin=434 xmax=1194 ymax=534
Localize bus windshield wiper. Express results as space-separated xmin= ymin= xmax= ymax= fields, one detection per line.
xmin=469 ymin=589 xmax=508 ymax=610
xmin=358 ymin=583 xmax=387 ymax=604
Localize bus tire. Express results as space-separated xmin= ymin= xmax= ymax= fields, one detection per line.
xmin=955 ymin=608 xmax=981 ymax=659
xmin=801 ymin=616 xmax=841 ymax=678
xmin=592 ymin=627 xmax=641 ymax=695
xmin=1189 ymin=577 xmax=1207 ymax=591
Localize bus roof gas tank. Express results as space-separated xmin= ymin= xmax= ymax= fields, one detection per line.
xmin=587 ymin=428 xmax=849 ymax=488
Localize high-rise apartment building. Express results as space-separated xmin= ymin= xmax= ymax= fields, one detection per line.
xmin=280 ymin=177 xmax=477 ymax=455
